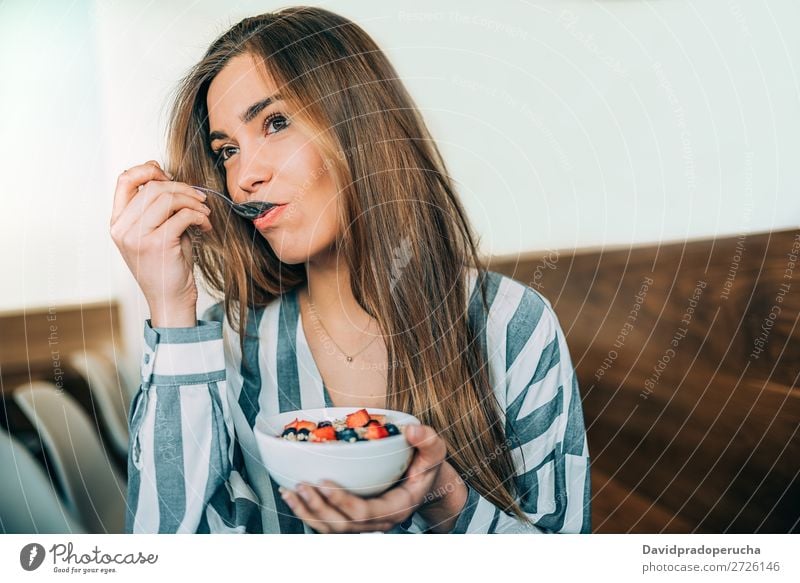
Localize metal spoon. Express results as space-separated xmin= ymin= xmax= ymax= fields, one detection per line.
xmin=191 ymin=186 xmax=278 ymax=220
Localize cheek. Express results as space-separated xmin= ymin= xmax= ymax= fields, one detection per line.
xmin=297 ymin=186 xmax=340 ymax=247
xmin=261 ymin=182 xmax=340 ymax=263
xmin=293 ymin=153 xmax=340 ymax=236
xmin=260 ymin=137 xmax=343 ymax=260
xmin=312 ymin=173 xmax=342 ymax=236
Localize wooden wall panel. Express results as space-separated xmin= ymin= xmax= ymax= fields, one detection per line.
xmin=0 ymin=302 xmax=122 ymax=394
xmin=490 ymin=229 xmax=800 ymax=533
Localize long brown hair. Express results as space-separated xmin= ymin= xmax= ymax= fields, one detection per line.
xmin=164 ymin=5 xmax=531 ymax=524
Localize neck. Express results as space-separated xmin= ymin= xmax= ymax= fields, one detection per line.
xmin=303 ymin=246 xmax=372 ymax=332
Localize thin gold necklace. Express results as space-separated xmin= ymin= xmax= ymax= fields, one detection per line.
xmin=306 ymin=295 xmax=380 ymax=362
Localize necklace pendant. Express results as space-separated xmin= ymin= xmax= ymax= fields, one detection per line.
xmin=346 ymin=356 xmax=353 ymax=362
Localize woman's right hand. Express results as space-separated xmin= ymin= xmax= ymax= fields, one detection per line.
xmin=110 ymin=160 xmax=213 ymax=327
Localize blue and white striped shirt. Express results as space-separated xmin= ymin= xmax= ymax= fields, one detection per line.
xmin=125 ymin=269 xmax=591 ymax=533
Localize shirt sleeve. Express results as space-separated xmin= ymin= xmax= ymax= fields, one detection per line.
xmin=447 ymin=287 xmax=591 ymax=534
xmin=125 ymin=307 xmax=263 ymax=533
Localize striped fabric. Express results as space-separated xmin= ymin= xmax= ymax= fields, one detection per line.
xmin=125 ymin=269 xmax=591 ymax=534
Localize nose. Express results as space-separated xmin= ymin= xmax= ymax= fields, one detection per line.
xmin=234 ymin=144 xmax=274 ymax=202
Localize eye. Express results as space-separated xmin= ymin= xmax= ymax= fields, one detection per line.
xmin=214 ymin=146 xmax=238 ymax=165
xmin=263 ymin=111 xmax=290 ymax=134
xmin=211 ymin=112 xmax=290 ymax=166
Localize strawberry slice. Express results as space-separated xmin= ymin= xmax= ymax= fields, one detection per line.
xmin=310 ymin=425 xmax=337 ymax=442
xmin=283 ymin=418 xmax=300 ymax=431
xmin=364 ymin=425 xmax=389 ymax=440
xmin=346 ymin=408 xmax=371 ymax=428
xmin=295 ymin=420 xmax=317 ymax=432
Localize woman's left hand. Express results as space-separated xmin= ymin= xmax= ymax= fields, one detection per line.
xmin=280 ymin=424 xmax=467 ymax=533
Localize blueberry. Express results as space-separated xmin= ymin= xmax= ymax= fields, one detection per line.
xmin=318 ymin=421 xmax=332 ymax=428
xmin=384 ymin=424 xmax=400 ymax=436
xmin=336 ymin=428 xmax=359 ymax=443
xmin=281 ymin=427 xmax=297 ymax=438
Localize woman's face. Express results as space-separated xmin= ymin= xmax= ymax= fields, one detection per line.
xmin=207 ymin=53 xmax=339 ymax=265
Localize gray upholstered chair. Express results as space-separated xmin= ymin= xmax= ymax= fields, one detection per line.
xmin=68 ymin=350 xmax=130 ymax=458
xmin=13 ymin=382 xmax=127 ymax=533
xmin=0 ymin=427 xmax=86 ymax=533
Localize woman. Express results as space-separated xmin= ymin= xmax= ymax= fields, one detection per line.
xmin=110 ymin=6 xmax=590 ymax=534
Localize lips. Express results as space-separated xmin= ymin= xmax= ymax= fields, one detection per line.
xmin=253 ymin=203 xmax=288 ymax=229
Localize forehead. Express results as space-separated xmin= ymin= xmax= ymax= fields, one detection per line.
xmin=207 ymin=53 xmax=279 ymax=120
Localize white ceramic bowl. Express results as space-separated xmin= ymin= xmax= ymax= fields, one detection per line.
xmin=254 ymin=407 xmax=421 ymax=497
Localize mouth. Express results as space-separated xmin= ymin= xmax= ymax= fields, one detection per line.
xmin=253 ymin=203 xmax=288 ymax=229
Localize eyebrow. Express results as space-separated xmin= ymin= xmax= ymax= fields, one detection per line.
xmin=208 ymin=93 xmax=282 ymax=143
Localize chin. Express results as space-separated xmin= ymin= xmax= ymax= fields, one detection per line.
xmin=268 ymin=248 xmax=308 ymax=266
xmin=267 ymin=236 xmax=337 ymax=267
xmin=262 ymin=238 xmax=307 ymax=265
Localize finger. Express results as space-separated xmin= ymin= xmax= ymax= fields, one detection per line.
xmin=386 ymin=447 xmax=446 ymax=509
xmin=282 ymin=486 xmax=349 ymax=533
xmin=316 ymin=481 xmax=370 ymax=522
xmin=403 ymin=425 xmax=447 ymax=475
xmin=282 ymin=491 xmax=330 ymax=533
xmin=326 ymin=478 xmax=415 ymax=525
xmin=133 ymin=180 xmax=206 ymax=217
xmin=154 ymin=207 xmax=213 ymax=242
xmin=296 ymin=484 xmax=397 ymax=533
xmin=111 ymin=161 xmax=171 ymax=224
xmin=404 ymin=424 xmax=447 ymax=455
xmin=115 ymin=187 xmax=209 ymax=239
xmin=363 ymin=485 xmax=420 ymax=525
xmin=317 ymin=481 xmax=413 ymax=530
xmin=139 ymin=189 xmax=211 ymax=233
xmin=402 ymin=447 xmax=440 ymax=484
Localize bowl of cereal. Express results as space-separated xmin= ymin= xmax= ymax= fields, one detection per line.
xmin=254 ymin=407 xmax=421 ymax=497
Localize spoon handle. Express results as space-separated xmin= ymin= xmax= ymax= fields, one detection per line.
xmin=191 ymin=185 xmax=276 ymax=220
xmin=191 ymin=186 xmax=230 ymax=203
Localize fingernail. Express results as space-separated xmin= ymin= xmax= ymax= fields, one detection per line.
xmin=193 ymin=188 xmax=208 ymax=200
xmin=166 ymin=172 xmax=175 ymax=180
xmin=407 ymin=425 xmax=420 ymax=439
xmin=297 ymin=485 xmax=310 ymax=501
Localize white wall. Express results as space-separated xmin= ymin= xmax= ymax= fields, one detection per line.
xmin=0 ymin=0 xmax=109 ymax=311
xmin=2 ymin=0 xmax=799 ymax=363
